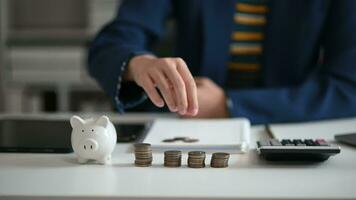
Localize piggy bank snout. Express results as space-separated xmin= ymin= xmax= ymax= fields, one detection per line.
xmin=79 ymin=138 xmax=98 ymax=152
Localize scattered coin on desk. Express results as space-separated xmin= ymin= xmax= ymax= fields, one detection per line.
xmin=210 ymin=152 xmax=230 ymax=168
xmin=183 ymin=138 xmax=199 ymax=143
xmin=161 ymin=137 xmax=199 ymax=143
xmin=161 ymin=138 xmax=177 ymax=143
xmin=134 ymin=143 xmax=152 ymax=167
xmin=173 ymin=137 xmax=189 ymax=141
xmin=164 ymin=150 xmax=182 ymax=167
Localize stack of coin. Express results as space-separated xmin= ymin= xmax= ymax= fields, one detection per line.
xmin=134 ymin=143 xmax=152 ymax=167
xmin=210 ymin=152 xmax=230 ymax=168
xmin=164 ymin=150 xmax=182 ymax=167
xmin=187 ymin=151 xmax=206 ymax=168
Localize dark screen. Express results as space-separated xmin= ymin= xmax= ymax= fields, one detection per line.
xmin=0 ymin=119 xmax=72 ymax=150
xmin=0 ymin=119 xmax=147 ymax=153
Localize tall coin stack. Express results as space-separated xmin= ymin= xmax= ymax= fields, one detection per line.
xmin=134 ymin=143 xmax=152 ymax=167
xmin=210 ymin=152 xmax=230 ymax=168
xmin=187 ymin=151 xmax=206 ymax=168
xmin=164 ymin=150 xmax=182 ymax=167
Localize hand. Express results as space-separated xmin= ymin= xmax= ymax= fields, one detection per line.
xmin=125 ymin=55 xmax=198 ymax=116
xmin=183 ymin=77 xmax=228 ymax=118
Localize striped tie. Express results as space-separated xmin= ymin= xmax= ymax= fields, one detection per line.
xmin=225 ymin=0 xmax=269 ymax=89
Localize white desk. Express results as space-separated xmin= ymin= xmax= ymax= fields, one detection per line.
xmin=0 ymin=117 xmax=356 ymax=200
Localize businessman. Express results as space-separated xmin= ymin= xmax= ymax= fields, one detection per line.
xmin=88 ymin=0 xmax=356 ymax=124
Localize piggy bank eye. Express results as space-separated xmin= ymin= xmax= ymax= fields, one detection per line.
xmin=91 ymin=129 xmax=94 ymax=132
xmin=81 ymin=130 xmax=84 ymax=133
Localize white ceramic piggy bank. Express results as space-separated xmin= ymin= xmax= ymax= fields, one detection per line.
xmin=70 ymin=115 xmax=117 ymax=164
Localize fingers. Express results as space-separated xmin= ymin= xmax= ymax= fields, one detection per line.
xmin=162 ymin=61 xmax=188 ymax=115
xmin=176 ymin=58 xmax=198 ymax=116
xmin=149 ymin=70 xmax=178 ymax=112
xmin=140 ymin=77 xmax=165 ymax=108
xmin=130 ymin=56 xmax=198 ymax=115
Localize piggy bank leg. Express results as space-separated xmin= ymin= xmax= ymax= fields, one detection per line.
xmin=77 ymin=157 xmax=88 ymax=164
xmin=98 ymin=155 xmax=111 ymax=165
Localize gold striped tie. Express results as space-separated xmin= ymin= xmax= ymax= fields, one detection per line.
xmin=226 ymin=0 xmax=269 ymax=89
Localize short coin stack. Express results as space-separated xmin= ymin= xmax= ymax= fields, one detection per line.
xmin=134 ymin=143 xmax=152 ymax=167
xmin=164 ymin=150 xmax=182 ymax=167
xmin=187 ymin=151 xmax=206 ymax=168
xmin=210 ymin=152 xmax=230 ymax=168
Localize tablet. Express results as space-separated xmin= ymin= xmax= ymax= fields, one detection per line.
xmin=0 ymin=118 xmax=147 ymax=153
xmin=0 ymin=119 xmax=72 ymax=153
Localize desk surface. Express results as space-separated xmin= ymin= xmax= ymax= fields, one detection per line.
xmin=0 ymin=116 xmax=356 ymax=200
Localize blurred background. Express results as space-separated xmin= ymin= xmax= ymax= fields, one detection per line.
xmin=0 ymin=0 xmax=120 ymax=113
xmin=0 ymin=0 xmax=174 ymax=114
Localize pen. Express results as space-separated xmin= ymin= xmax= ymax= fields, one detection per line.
xmin=264 ymin=124 xmax=275 ymax=139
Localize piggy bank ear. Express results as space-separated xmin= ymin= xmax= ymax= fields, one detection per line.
xmin=70 ymin=115 xmax=84 ymax=128
xmin=96 ymin=115 xmax=109 ymax=128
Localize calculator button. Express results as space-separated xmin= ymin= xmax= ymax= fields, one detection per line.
xmin=296 ymin=143 xmax=306 ymax=146
xmin=293 ymin=139 xmax=306 ymax=146
xmin=315 ymin=139 xmax=329 ymax=146
xmin=270 ymin=139 xmax=282 ymax=146
xmin=281 ymin=139 xmax=294 ymax=146
xmin=304 ymin=139 xmax=315 ymax=146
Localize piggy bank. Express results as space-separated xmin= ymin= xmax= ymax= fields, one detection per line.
xmin=70 ymin=115 xmax=117 ymax=164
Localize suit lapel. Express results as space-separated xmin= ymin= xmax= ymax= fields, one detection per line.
xmin=262 ymin=0 xmax=309 ymax=86
xmin=201 ymin=0 xmax=235 ymax=86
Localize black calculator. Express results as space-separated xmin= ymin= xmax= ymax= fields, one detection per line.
xmin=257 ymin=139 xmax=341 ymax=162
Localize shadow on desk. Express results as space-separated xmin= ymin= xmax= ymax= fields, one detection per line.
xmin=0 ymin=153 xmax=80 ymax=168
xmin=232 ymin=150 xmax=325 ymax=169
xmin=1 ymin=147 xmax=351 ymax=169
xmin=0 ymin=153 xmax=323 ymax=169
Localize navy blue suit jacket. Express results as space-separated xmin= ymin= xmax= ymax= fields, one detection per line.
xmin=88 ymin=0 xmax=356 ymax=124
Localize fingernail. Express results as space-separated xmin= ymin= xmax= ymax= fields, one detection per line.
xmin=172 ymin=106 xmax=178 ymax=112
xmin=157 ymin=101 xmax=164 ymax=107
